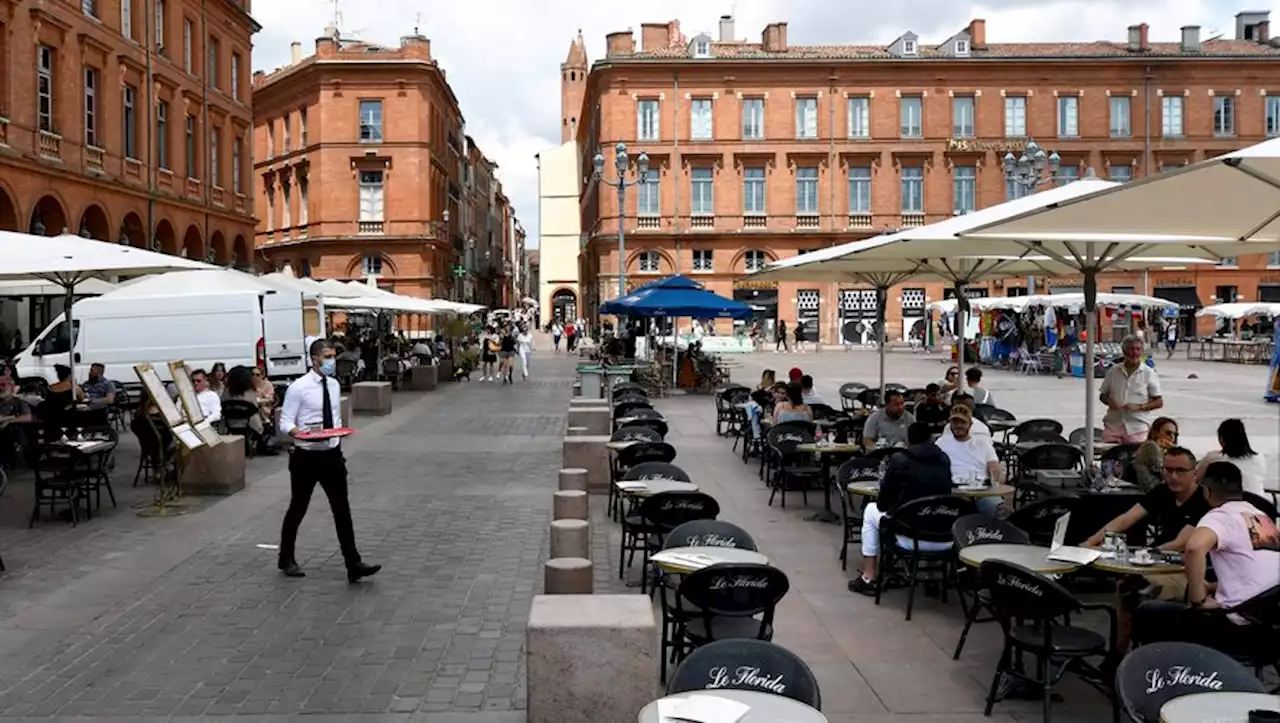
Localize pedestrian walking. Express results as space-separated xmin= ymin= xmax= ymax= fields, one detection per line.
xmin=552 ymin=321 xmax=563 ymax=352
xmin=565 ymin=320 xmax=577 ymax=353
xmin=775 ymin=319 xmax=789 ymax=353
xmin=517 ymin=324 xmax=534 ymax=379
xmin=277 ymin=339 xmax=381 ymax=583
xmin=499 ymin=324 xmax=517 ymax=384
xmin=1164 ymin=322 xmax=1178 ymax=359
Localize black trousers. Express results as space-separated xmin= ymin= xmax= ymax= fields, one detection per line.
xmin=279 ymin=447 xmax=360 ymax=567
xmin=1132 ymin=600 xmax=1260 ymax=653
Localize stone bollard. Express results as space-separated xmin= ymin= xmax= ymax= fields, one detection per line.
xmin=527 ymin=595 xmax=657 ymax=723
xmin=351 ymin=381 xmax=393 ymax=415
xmin=550 ymin=519 xmax=590 ymax=559
xmin=183 ymin=436 xmax=247 ymax=495
xmin=566 ymin=426 xmax=589 ymax=436
xmin=553 ymin=490 xmax=588 ymax=521
xmin=561 ymin=435 xmax=610 ymax=495
xmin=407 ymin=365 xmax=438 ymax=391
xmin=340 ymin=396 xmax=353 ymax=425
xmin=568 ymin=397 xmax=609 ymax=409
xmin=543 ymin=558 xmax=593 ymax=594
xmin=558 ymin=468 xmax=588 ymax=492
xmin=567 ymin=406 xmax=610 ymax=436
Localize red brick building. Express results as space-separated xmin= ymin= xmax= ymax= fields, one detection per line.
xmin=252 ymin=26 xmax=520 ymax=304
xmin=0 ymin=0 xmax=258 ymax=258
xmin=570 ymin=13 xmax=1280 ymax=342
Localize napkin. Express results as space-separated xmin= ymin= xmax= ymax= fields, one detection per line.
xmin=657 ymin=694 xmax=750 ymax=723
xmin=650 ymin=551 xmax=719 ymax=569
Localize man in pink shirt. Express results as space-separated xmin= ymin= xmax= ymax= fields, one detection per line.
xmin=1132 ymin=461 xmax=1280 ymax=650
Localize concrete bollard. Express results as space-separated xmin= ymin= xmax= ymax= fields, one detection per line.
xmin=558 ymin=468 xmax=588 ymax=492
xmin=527 ymin=595 xmax=657 ymax=723
xmin=407 ymin=364 xmax=438 ymax=390
xmin=567 ymin=406 xmax=610 ymax=436
xmin=550 ymin=519 xmax=590 ymax=560
xmin=553 ymin=490 xmax=588 ymax=521
xmin=561 ymin=436 xmax=610 ymax=495
xmin=351 ymin=382 xmax=393 ymax=415
xmin=566 ymin=426 xmax=589 ymax=436
xmin=543 ymin=557 xmax=593 ymax=594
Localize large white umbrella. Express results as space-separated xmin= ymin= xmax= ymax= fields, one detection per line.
xmin=1197 ymin=302 xmax=1280 ymax=320
xmin=0 ymin=231 xmax=212 ymax=380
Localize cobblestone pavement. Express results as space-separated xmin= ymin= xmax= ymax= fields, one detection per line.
xmin=0 ymin=354 xmax=578 ymax=723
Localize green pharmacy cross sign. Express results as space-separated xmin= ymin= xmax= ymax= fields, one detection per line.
xmin=451 ymin=264 xmax=467 ymax=278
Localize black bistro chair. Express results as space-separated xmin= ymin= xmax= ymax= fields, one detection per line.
xmin=619 ymin=491 xmax=719 ymax=593
xmin=623 ymin=462 xmax=691 ymax=482
xmin=1013 ymin=419 xmax=1066 ymax=443
xmin=221 ymin=399 xmax=264 ymax=457
xmin=623 ymin=417 xmax=669 ymax=440
xmin=613 ymin=400 xmax=655 ymax=421
xmin=1068 ymin=426 xmax=1105 ymax=446
xmin=667 ymin=639 xmax=821 ymax=709
xmin=663 ymin=520 xmax=756 ymax=550
xmin=611 ymin=442 xmax=678 ymax=519
xmin=950 ymin=515 xmax=1031 ymax=660
xmin=1006 ymin=497 xmax=1080 ymax=546
xmin=673 ymin=563 xmax=789 ymax=664
xmin=611 ymin=382 xmax=648 ymax=399
xmin=875 ymin=495 xmax=976 ymax=621
xmin=610 ymin=425 xmax=662 ymax=444
xmin=854 ymin=388 xmax=882 ymax=410
xmin=835 ymin=457 xmax=883 ymax=570
xmin=1015 ymin=444 xmax=1086 ymax=507
xmin=838 ymin=382 xmax=869 ymax=413
xmin=1115 ymin=642 xmax=1265 ymax=723
xmin=764 ymin=426 xmax=822 ymax=509
xmin=716 ymin=387 xmax=752 ymax=437
xmin=980 ymin=559 xmax=1118 ymax=723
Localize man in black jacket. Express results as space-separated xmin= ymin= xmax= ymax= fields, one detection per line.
xmin=849 ymin=422 xmax=954 ymax=595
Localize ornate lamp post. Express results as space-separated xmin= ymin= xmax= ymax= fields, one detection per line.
xmin=1002 ymin=139 xmax=1066 ymax=294
xmin=592 ymin=142 xmax=650 ymax=300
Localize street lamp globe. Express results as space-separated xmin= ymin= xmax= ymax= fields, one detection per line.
xmin=1048 ymin=151 xmax=1061 ymax=172
xmin=614 ymin=145 xmax=629 ymax=174
xmin=636 ymin=152 xmax=650 ymax=179
xmin=592 ymin=151 xmax=605 ymax=177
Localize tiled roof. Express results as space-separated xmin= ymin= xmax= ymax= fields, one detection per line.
xmin=624 ymin=38 xmax=1280 ymax=60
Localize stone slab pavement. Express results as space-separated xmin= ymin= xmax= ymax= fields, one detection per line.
xmin=0 ymin=353 xmax=581 ymax=723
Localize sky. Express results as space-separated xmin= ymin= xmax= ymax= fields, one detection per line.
xmin=250 ymin=0 xmax=1275 ymax=249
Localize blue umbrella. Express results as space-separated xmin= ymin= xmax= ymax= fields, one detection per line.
xmin=601 ymin=275 xmax=752 ymax=319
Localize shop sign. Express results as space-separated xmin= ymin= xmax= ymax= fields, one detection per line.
xmin=1155 ymin=278 xmax=1194 ymax=287
xmin=735 ymin=279 xmax=778 ymax=290
xmin=1047 ymin=277 xmax=1083 ymax=287
xmin=946 ymin=138 xmax=1030 ymax=153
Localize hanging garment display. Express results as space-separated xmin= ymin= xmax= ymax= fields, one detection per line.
xmin=1267 ymin=318 xmax=1280 ymax=403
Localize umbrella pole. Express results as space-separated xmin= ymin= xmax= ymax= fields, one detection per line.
xmin=1083 ymin=271 xmax=1098 ymax=465
xmin=876 ymin=285 xmax=888 ymax=401
xmin=63 ymin=282 xmax=77 ymax=384
xmin=953 ymin=282 xmax=967 ymax=395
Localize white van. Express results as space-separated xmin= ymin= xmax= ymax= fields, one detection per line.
xmin=14 ymin=270 xmax=313 ymax=383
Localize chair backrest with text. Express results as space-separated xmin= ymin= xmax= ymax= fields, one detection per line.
xmin=1115 ymin=642 xmax=1264 ymax=723
xmin=666 ymin=639 xmax=821 ymax=708
xmin=663 ymin=520 xmax=757 ymax=551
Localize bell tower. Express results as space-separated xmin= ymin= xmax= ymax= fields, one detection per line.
xmin=561 ymin=30 xmax=588 ymax=143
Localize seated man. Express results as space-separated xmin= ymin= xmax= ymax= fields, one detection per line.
xmin=849 ymin=422 xmax=954 ymax=595
xmin=940 ymin=392 xmax=992 ymax=441
xmin=190 ymin=368 xmax=223 ymax=424
xmin=0 ymin=376 xmax=34 ymax=468
xmin=862 ymin=389 xmax=915 ymax=450
xmin=914 ymin=384 xmax=950 ymax=431
xmin=1132 ymin=462 xmax=1280 ymax=650
xmin=83 ymin=363 xmax=117 ymax=405
xmin=1084 ymin=446 xmax=1208 ymax=553
xmin=800 ymin=374 xmax=826 ymax=406
xmin=935 ymin=405 xmax=1004 ymax=516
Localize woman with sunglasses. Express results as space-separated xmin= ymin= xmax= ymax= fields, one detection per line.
xmin=939 ymin=366 xmax=960 ymax=397
xmin=1133 ymin=417 xmax=1178 ymax=492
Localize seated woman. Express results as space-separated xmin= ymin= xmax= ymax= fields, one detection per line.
xmin=250 ymin=367 xmax=275 ymax=412
xmin=771 ymin=382 xmax=813 ymax=425
xmin=224 ymin=366 xmax=274 ymax=450
xmin=1196 ymin=418 xmax=1267 ymax=498
xmin=1132 ymin=416 xmax=1178 ymax=492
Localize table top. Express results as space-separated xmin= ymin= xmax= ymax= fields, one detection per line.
xmin=615 ymin=480 xmax=699 ymax=497
xmin=797 ymin=442 xmax=862 ymax=455
xmin=1160 ymin=691 xmax=1280 ymax=723
xmin=1091 ymin=552 xmax=1185 ymax=576
xmin=846 ymin=482 xmax=1016 ymax=499
xmin=651 ymin=546 xmax=770 ymax=573
xmin=987 ymin=419 xmax=1018 ymax=432
xmin=615 ymin=415 xmax=664 ymax=426
xmin=958 ymin=543 xmax=1082 ymax=574
xmin=638 ymin=689 xmax=828 ymax=723
xmin=606 ymin=440 xmax=641 ymax=451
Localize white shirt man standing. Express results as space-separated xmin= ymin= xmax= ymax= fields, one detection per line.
xmin=1100 ymin=335 xmax=1163 ymax=445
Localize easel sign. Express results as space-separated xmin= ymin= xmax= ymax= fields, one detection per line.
xmin=133 ymin=363 xmax=205 ymax=451
xmin=167 ymin=361 xmax=223 ymax=447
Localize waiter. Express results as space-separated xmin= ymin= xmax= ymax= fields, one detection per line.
xmin=277 ymin=339 xmax=381 ymax=583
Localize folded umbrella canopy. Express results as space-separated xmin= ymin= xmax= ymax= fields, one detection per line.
xmin=600 ymin=275 xmax=753 ymax=319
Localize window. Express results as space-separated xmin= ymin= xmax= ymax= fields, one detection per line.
xmin=120 ymin=0 xmax=131 ymax=38
xmin=1057 ymin=95 xmax=1079 ymax=137
xmin=210 ymin=127 xmax=219 ymax=186
xmin=283 ymin=113 xmax=291 ymax=151
xmin=122 ymin=85 xmax=137 ymax=158
xmin=82 ymin=0 xmax=96 ymax=17
xmin=37 ymin=45 xmax=54 ymax=133
xmin=1110 ymin=96 xmax=1131 ymax=137
xmin=83 ymin=67 xmax=98 ymax=147
xmin=231 ymin=52 xmax=240 ymax=100
xmin=1057 ymin=165 xmax=1079 ymax=184
xmin=265 ymin=188 xmax=274 ymax=231
xmin=207 ymin=36 xmax=220 ymax=88
xmin=795 ymin=96 xmax=818 ymax=139
xmin=952 ymin=95 xmax=975 ymax=138
xmin=637 ymin=175 xmax=659 ymax=215
xmin=953 ymin=165 xmax=976 ymax=214
xmin=281 ymin=179 xmax=290 ymax=227
xmin=1005 ymin=177 xmax=1019 ymax=200
xmin=156 ymin=101 xmax=169 ymax=169
xmin=693 ymin=37 xmax=710 ymax=57
xmin=183 ymin=19 xmax=192 ymax=72
xmin=185 ymin=114 xmax=197 ymax=177
xmin=744 ymin=250 xmax=767 ymax=272
xmin=955 ymin=39 xmax=970 ymax=56
xmin=359 ymin=100 xmax=383 ymax=142
xmin=690 ymin=98 xmax=712 ymax=140
xmin=691 ymin=167 xmax=714 ymax=215
xmin=155 ymin=0 xmax=165 ymax=50
xmin=358 ymin=170 xmax=384 ymax=221
xmin=638 ymin=250 xmax=660 ymax=273
xmin=744 ymin=167 xmax=766 ymax=215
xmin=299 ymin=178 xmax=309 ymax=225
xmin=232 ymin=136 xmax=241 ymax=193
xmin=299 ymin=106 xmax=308 ymax=146
xmin=901 ymin=166 xmax=923 ymax=213
xmin=1269 ymin=250 xmax=1280 ymax=267
xmin=900 ymin=96 xmax=922 ymax=138
xmin=1213 ymin=96 xmax=1235 ymax=136
xmin=848 ymin=166 xmax=871 ymax=213
xmin=692 ymin=249 xmax=713 ymax=272
xmin=902 ymin=39 xmax=917 ymax=55
xmin=847 ymin=96 xmax=870 ymax=139
xmin=1004 ymin=96 xmax=1026 ymax=137
xmin=362 ymin=255 xmax=382 ymax=276
xmin=266 ymin=120 xmax=274 ymax=157
xmin=1162 ymin=96 xmax=1184 ymax=136
xmin=795 ymin=166 xmax=819 ymax=215
xmin=1268 ymin=96 xmax=1280 ymax=137
xmin=742 ymin=97 xmax=764 ymax=140
xmin=637 ymin=99 xmax=659 ymax=141
xmin=1109 ymin=165 xmax=1132 ymax=183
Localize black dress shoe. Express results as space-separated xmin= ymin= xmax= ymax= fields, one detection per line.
xmin=278 ymin=560 xmax=306 ymax=578
xmin=347 ymin=562 xmax=381 ymax=583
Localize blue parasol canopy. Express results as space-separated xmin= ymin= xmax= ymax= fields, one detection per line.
xmin=600 ymin=274 xmax=753 ymax=320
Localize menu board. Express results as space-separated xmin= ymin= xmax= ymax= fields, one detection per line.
xmin=133 ymin=363 xmax=186 ymax=428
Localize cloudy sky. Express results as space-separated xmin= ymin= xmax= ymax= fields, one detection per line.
xmin=251 ymin=0 xmax=1274 ymax=248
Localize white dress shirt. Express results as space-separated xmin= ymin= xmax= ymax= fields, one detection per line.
xmin=196 ymin=389 xmax=223 ymax=423
xmin=1100 ymin=362 xmax=1162 ymax=435
xmin=279 ymin=371 xmax=343 ymax=451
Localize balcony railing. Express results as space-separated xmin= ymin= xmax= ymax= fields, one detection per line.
xmin=37 ymin=130 xmax=61 ymax=160
xmin=744 ymin=214 xmax=766 ymax=229
xmin=0 ymin=117 xmax=9 ymax=146
xmin=690 ymin=215 xmax=714 ymax=229
xmin=636 ymin=216 xmax=660 ymax=230
xmin=157 ymin=168 xmax=175 ymax=191
xmin=358 ymin=221 xmax=384 ymax=235
xmin=124 ymin=158 xmax=142 ymax=181
xmin=901 ymin=213 xmax=926 ymax=227
xmin=234 ymin=193 xmax=248 ymax=215
xmin=210 ymin=186 xmax=225 ymax=207
xmin=848 ymin=213 xmax=873 ymax=229
xmin=85 ymin=145 xmax=105 ymax=170
xmin=186 ymin=177 xmax=202 ymax=198
xmin=795 ymin=214 xmax=820 ymax=229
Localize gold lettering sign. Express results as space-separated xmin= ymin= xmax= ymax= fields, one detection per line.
xmin=946 ymin=138 xmax=1030 ymax=153
xmin=1047 ymin=277 xmax=1083 ymax=287
xmin=735 ymin=280 xmax=778 ymax=290
xmin=1261 ymin=276 xmax=1280 ymax=284
xmin=1155 ymin=278 xmax=1194 ymax=287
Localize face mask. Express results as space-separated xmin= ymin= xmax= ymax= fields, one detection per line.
xmin=319 ymin=358 xmax=337 ymax=377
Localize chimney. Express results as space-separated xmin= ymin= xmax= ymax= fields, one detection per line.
xmin=1259 ymin=20 xmax=1271 ymax=42
xmin=315 ymin=33 xmax=338 ymax=58
xmin=762 ymin=22 xmax=788 ymax=52
xmin=719 ymin=15 xmax=735 ymax=42
xmin=1180 ymin=25 xmax=1201 ymax=52
xmin=640 ymin=23 xmax=668 ymax=52
xmin=606 ymin=30 xmax=635 ymax=58
xmin=290 ymin=41 xmax=302 ymax=64
xmin=967 ymin=18 xmax=987 ymax=49
xmin=1127 ymin=23 xmax=1149 ymax=51
xmin=400 ymin=34 xmax=431 ymax=59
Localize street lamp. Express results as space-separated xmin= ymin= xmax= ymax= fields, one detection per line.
xmin=1002 ymin=139 xmax=1066 ymax=295
xmin=593 ymin=142 xmax=650 ymax=300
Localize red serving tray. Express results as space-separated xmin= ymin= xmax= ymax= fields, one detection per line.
xmin=295 ymin=427 xmax=356 ymax=440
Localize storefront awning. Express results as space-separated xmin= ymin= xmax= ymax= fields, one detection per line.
xmin=1153 ymin=286 xmax=1203 ymax=308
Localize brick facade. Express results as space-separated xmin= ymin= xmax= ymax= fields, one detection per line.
xmin=571 ymin=16 xmax=1280 ymax=342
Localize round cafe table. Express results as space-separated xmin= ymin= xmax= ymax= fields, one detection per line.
xmin=616 ymin=480 xmax=698 ymax=498
xmin=845 ymin=482 xmax=1016 ymax=499
xmin=1090 ymin=553 xmax=1184 ymax=576
xmin=638 ymin=690 xmax=828 ymax=723
xmin=651 ymin=546 xmax=769 ymax=573
xmin=958 ymin=543 xmax=1082 ymax=575
xmin=1159 ymin=691 xmax=1280 ymax=723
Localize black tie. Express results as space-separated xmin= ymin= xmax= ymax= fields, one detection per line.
xmin=321 ymin=375 xmax=334 ymax=430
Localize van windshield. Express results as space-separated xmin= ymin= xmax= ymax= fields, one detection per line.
xmin=40 ymin=320 xmax=80 ymax=355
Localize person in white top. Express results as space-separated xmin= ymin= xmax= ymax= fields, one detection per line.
xmin=276 ymin=339 xmax=380 ymax=584
xmin=940 ymin=392 xmax=992 ymax=441
xmin=516 ymin=325 xmax=534 ymax=379
xmin=1196 ymin=418 xmax=1268 ymax=498
xmin=1099 ymin=335 xmax=1163 ymax=445
xmin=190 ymin=369 xmax=223 ymax=423
xmin=934 ymin=405 xmax=1005 ymax=515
